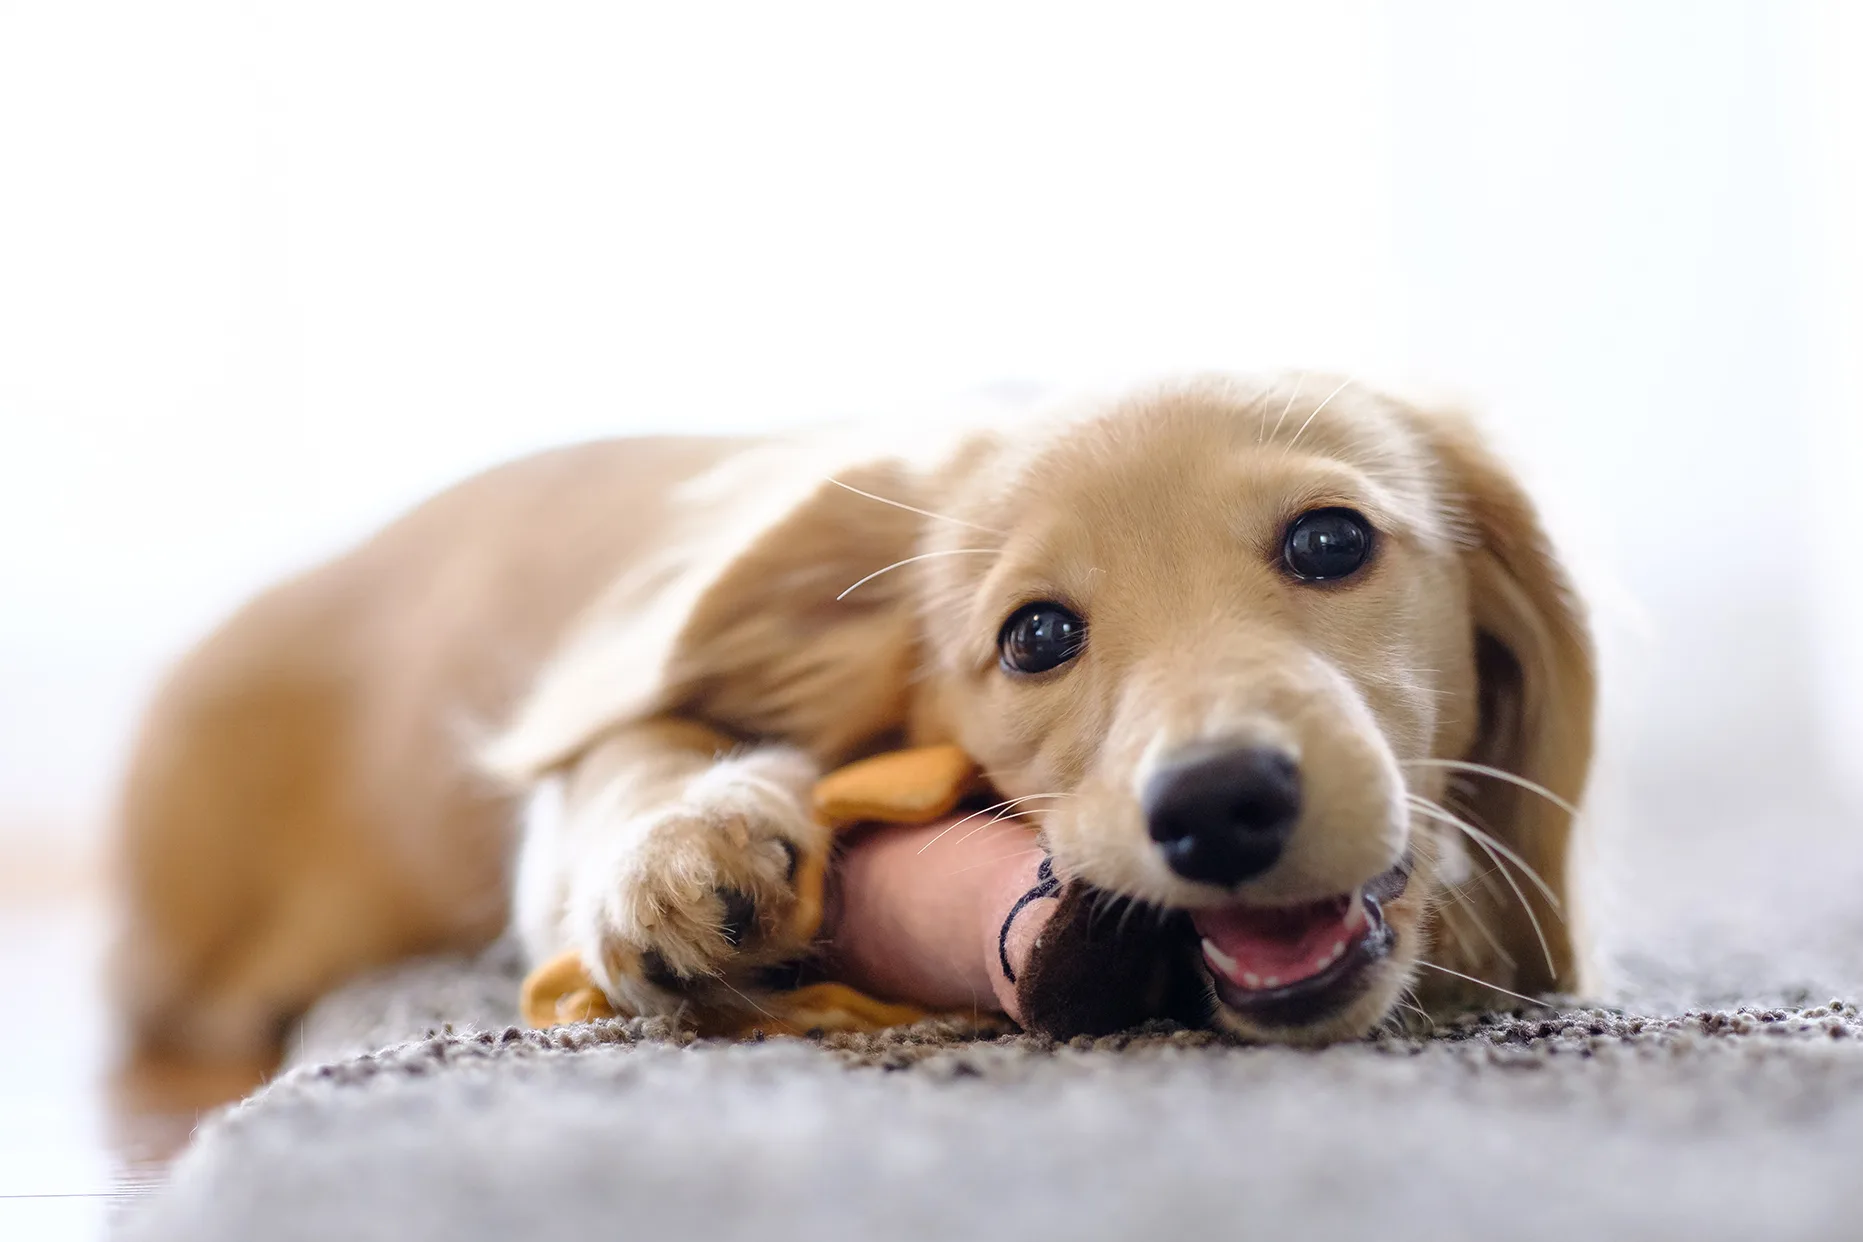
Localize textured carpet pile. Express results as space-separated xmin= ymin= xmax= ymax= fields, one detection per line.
xmin=121 ymin=782 xmax=1863 ymax=1241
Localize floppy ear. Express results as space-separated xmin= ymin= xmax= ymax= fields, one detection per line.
xmin=484 ymin=434 xmax=964 ymax=780
xmin=1415 ymin=410 xmax=1598 ymax=999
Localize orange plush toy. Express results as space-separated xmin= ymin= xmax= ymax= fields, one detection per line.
xmin=519 ymin=746 xmax=1207 ymax=1039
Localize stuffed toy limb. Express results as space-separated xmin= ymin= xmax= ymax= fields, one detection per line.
xmin=520 ymin=746 xmax=1206 ymax=1039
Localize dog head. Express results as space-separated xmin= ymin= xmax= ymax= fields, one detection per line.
xmin=911 ymin=376 xmax=1595 ymax=1042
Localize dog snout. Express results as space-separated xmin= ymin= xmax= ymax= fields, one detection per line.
xmin=1143 ymin=744 xmax=1301 ymax=888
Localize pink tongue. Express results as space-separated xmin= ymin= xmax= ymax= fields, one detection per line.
xmin=1194 ymin=896 xmax=1357 ymax=987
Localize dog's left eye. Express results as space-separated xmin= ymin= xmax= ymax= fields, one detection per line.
xmin=1283 ymin=508 xmax=1373 ymax=581
xmin=998 ymin=602 xmax=1086 ymax=675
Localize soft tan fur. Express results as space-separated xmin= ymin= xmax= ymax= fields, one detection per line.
xmin=113 ymin=375 xmax=1594 ymax=1059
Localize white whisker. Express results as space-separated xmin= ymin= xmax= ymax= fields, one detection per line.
xmin=1432 ymin=866 xmax=1518 ymax=969
xmin=1115 ymin=895 xmax=1140 ymax=942
xmin=1406 ymin=795 xmax=1562 ymax=914
xmin=1392 ymin=988 xmax=1433 ymax=1028
xmin=1400 ymin=759 xmax=1580 ymax=819
xmin=1282 ymin=376 xmax=1355 ymax=455
xmin=717 ymin=979 xmax=783 ymax=1024
xmin=954 ymin=804 xmax=1048 ymax=847
xmin=837 ymin=548 xmax=998 ymax=600
xmin=1411 ymin=797 xmax=1557 ymax=976
xmin=914 ymin=793 xmax=1069 ymax=855
xmin=1266 ymin=371 xmax=1305 ymax=444
xmin=1427 ymin=867 xmax=1489 ymax=963
xmin=1419 ymin=796 xmax=1523 ymax=969
xmin=1411 ymin=959 xmax=1550 ymax=1011
xmin=827 ymin=478 xmax=1005 ymax=536
xmin=944 ymin=846 xmax=1050 ymax=878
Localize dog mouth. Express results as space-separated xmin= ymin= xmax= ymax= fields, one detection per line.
xmin=1191 ymin=860 xmax=1409 ymax=1030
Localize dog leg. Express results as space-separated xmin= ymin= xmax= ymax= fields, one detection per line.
xmin=514 ymin=718 xmax=828 ymax=1018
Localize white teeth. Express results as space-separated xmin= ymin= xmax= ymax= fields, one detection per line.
xmin=1201 ymin=937 xmax=1241 ymax=979
xmin=1204 ymin=895 xmax=1372 ymax=999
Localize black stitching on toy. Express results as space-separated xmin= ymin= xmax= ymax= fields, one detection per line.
xmin=998 ymin=855 xmax=1061 ymax=985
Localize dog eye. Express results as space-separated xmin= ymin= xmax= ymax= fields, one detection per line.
xmin=1282 ymin=508 xmax=1373 ymax=581
xmin=998 ymin=602 xmax=1086 ymax=675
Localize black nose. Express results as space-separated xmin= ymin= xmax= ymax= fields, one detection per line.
xmin=1143 ymin=745 xmax=1302 ymax=887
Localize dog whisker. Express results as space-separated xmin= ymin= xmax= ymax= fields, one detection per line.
xmin=837 ymin=549 xmax=999 ymax=600
xmin=1430 ymin=834 xmax=1550 ymax=983
xmin=1115 ymin=893 xmax=1142 ymax=942
xmin=978 ymin=768 xmax=1076 ymax=806
xmin=1423 ymin=876 xmax=1483 ymax=965
xmin=945 ymin=816 xmax=1045 ymax=858
xmin=1411 ymin=959 xmax=1549 ymax=1011
xmin=1407 ymin=834 xmax=1497 ymax=964
xmin=952 ymin=799 xmax=1059 ymax=847
xmin=1391 ymin=987 xmax=1433 ymax=1031
xmin=1400 ymin=759 xmax=1580 ymax=819
xmin=717 ymin=978 xmax=784 ymax=1024
xmin=1281 ymin=376 xmax=1355 ymax=456
xmin=1354 ymin=670 xmax=1458 ymax=699
xmin=1431 ymin=865 xmax=1519 ymax=970
xmin=1264 ymin=371 xmax=1305 ymax=445
xmin=1408 ymin=799 xmax=1560 ymax=982
xmin=914 ymin=794 xmax=1068 ymax=855
xmin=1405 ymin=794 xmax=1562 ymax=912
xmin=826 ymin=477 xmax=1006 ymax=536
xmin=1408 ymin=795 xmax=1558 ymax=978
xmin=942 ymin=846 xmax=1050 ymax=878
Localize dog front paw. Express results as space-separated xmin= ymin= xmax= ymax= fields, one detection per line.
xmin=569 ymin=750 xmax=828 ymax=1013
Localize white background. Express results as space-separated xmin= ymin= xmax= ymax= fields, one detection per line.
xmin=3 ymin=1 xmax=1859 ymax=841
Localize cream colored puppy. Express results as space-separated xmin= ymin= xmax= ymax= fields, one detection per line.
xmin=114 ymin=375 xmax=1593 ymax=1059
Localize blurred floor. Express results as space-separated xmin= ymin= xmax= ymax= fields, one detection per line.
xmin=1590 ymin=773 xmax=1863 ymax=1009
xmin=3 ymin=773 xmax=1860 ymax=1241
xmin=0 ymin=835 xmax=264 ymax=1242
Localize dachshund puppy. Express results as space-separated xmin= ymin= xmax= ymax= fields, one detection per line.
xmin=114 ymin=375 xmax=1593 ymax=1058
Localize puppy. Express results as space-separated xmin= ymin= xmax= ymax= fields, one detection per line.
xmin=113 ymin=375 xmax=1594 ymax=1059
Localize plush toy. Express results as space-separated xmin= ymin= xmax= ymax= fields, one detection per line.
xmin=519 ymin=745 xmax=1207 ymax=1040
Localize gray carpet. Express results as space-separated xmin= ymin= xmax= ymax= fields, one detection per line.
xmin=121 ymin=778 xmax=1863 ymax=1241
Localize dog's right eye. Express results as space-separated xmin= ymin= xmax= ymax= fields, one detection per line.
xmin=998 ymin=602 xmax=1086 ymax=675
xmin=1282 ymin=507 xmax=1374 ymax=582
